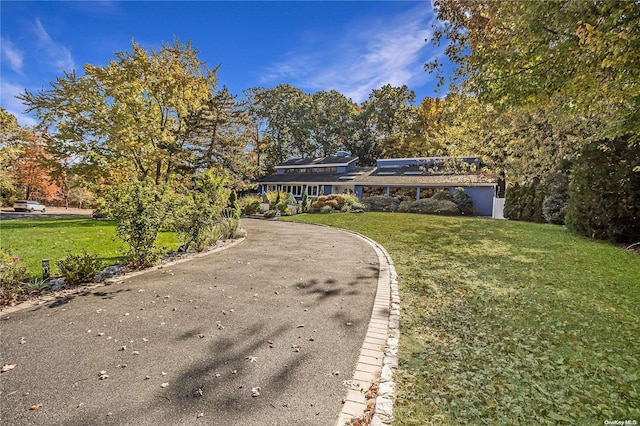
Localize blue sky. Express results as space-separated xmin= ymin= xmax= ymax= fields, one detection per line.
xmin=1 ymin=0 xmax=450 ymax=126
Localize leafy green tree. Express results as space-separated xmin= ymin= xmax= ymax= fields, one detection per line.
xmin=105 ymin=178 xmax=168 ymax=267
xmin=566 ymin=137 xmax=640 ymax=243
xmin=248 ymin=84 xmax=313 ymax=169
xmin=366 ymin=84 xmax=417 ymax=160
xmin=310 ymin=90 xmax=356 ymax=156
xmin=0 ymin=109 xmax=27 ymax=203
xmin=19 ymin=38 xmax=219 ymax=185
xmin=187 ymin=86 xmax=258 ymax=189
xmin=430 ymin=0 xmax=640 ymax=143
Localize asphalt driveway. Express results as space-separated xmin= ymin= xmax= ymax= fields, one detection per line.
xmin=0 ymin=219 xmax=379 ymax=426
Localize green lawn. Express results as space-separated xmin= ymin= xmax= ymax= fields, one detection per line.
xmin=283 ymin=213 xmax=640 ymax=425
xmin=0 ymin=218 xmax=180 ymax=279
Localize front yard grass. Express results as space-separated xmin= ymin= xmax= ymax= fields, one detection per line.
xmin=0 ymin=218 xmax=179 ymax=280
xmin=283 ymin=213 xmax=640 ymax=425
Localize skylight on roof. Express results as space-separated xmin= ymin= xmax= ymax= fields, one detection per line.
xmin=377 ymin=171 xmax=396 ymax=176
xmin=338 ymin=176 xmax=355 ymax=180
xmin=404 ymin=171 xmax=424 ymax=175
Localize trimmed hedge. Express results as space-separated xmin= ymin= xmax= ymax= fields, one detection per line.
xmin=363 ymin=195 xmax=463 ymax=216
xmin=361 ymin=196 xmax=401 ymax=212
xmin=406 ymin=199 xmax=460 ymax=215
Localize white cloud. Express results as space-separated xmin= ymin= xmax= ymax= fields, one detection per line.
xmin=1 ymin=37 xmax=25 ymax=75
xmin=33 ymin=18 xmax=76 ymax=71
xmin=260 ymin=5 xmax=445 ymax=103
xmin=1 ymin=81 xmax=38 ymax=127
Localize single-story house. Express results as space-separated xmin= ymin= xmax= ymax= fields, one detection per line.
xmin=257 ymin=152 xmax=504 ymax=217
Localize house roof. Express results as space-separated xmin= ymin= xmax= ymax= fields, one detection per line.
xmin=258 ymin=167 xmax=496 ymax=187
xmin=352 ymin=172 xmax=497 ymax=187
xmin=277 ymin=155 xmax=358 ymax=168
xmin=260 ymin=155 xmax=498 ymax=188
xmin=258 ymin=167 xmax=374 ymax=184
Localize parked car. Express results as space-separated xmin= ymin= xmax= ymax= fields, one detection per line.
xmin=13 ymin=200 xmax=46 ymax=212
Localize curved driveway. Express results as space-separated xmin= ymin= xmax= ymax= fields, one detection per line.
xmin=0 ymin=219 xmax=380 ymax=425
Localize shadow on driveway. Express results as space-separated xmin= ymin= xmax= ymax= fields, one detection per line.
xmin=0 ymin=219 xmax=379 ymax=426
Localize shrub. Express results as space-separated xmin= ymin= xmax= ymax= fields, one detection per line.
xmin=311 ymin=194 xmax=347 ymax=211
xmin=92 ymin=198 xmax=110 ymax=219
xmin=408 ymin=199 xmax=460 ymax=215
xmin=173 ymin=169 xmax=231 ymax=252
xmin=350 ymin=202 xmax=368 ymax=212
xmin=264 ymin=210 xmax=277 ymax=219
xmin=276 ymin=199 xmax=290 ymax=215
xmin=431 ymin=189 xmax=454 ymax=201
xmin=566 ymin=138 xmax=640 ymax=243
xmin=25 ymin=278 xmax=51 ymax=295
xmin=215 ymin=207 xmax=243 ymax=240
xmin=57 ymin=251 xmax=104 ymax=286
xmin=327 ymin=194 xmax=346 ymax=209
xmin=320 ymin=205 xmax=334 ymax=214
xmin=238 ymin=195 xmax=262 ymax=216
xmin=228 ymin=190 xmax=238 ymax=211
xmin=311 ymin=195 xmax=328 ymax=210
xmin=342 ymin=194 xmax=360 ymax=206
xmin=397 ymin=200 xmax=413 ymax=213
xmin=300 ymin=192 xmax=309 ymax=213
xmin=266 ymin=191 xmax=288 ymax=209
xmin=325 ymin=199 xmax=340 ymax=210
xmin=361 ymin=196 xmax=400 ymax=212
xmin=452 ymin=187 xmax=475 ymax=216
xmin=0 ymin=250 xmax=27 ymax=303
xmin=105 ymin=179 xmax=165 ymax=267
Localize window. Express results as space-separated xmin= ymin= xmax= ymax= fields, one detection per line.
xmin=307 ymin=185 xmax=318 ymax=197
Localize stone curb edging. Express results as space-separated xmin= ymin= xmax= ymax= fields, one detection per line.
xmin=282 ymin=221 xmax=399 ymax=425
xmin=0 ymin=238 xmax=246 ymax=317
xmin=334 ymin=230 xmax=400 ymax=426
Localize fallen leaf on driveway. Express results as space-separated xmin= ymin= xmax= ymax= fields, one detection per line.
xmin=251 ymin=387 xmax=261 ymax=397
xmin=160 ymin=382 xmax=169 ymax=388
xmin=1 ymin=363 xmax=16 ymax=373
xmin=245 ymin=356 xmax=257 ymax=363
xmin=29 ymin=403 xmax=42 ymax=410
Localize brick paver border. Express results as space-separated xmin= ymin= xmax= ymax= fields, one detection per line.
xmin=333 ymin=230 xmax=400 ymax=426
